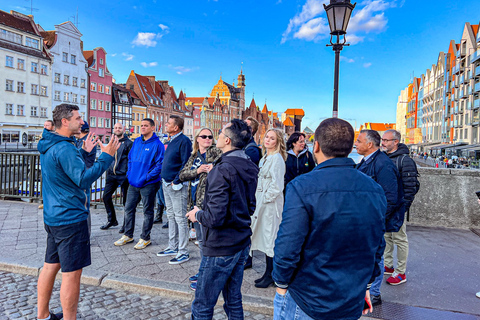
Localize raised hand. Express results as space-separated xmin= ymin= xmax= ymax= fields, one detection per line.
xmin=99 ymin=135 xmax=120 ymax=156
xmin=82 ymin=132 xmax=99 ymax=153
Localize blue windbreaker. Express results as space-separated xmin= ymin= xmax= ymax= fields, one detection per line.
xmin=38 ymin=129 xmax=113 ymax=226
xmin=127 ymin=133 xmax=164 ymax=188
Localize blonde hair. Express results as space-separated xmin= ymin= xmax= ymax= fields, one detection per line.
xmin=192 ymin=127 xmax=215 ymax=155
xmin=262 ymin=128 xmax=287 ymax=161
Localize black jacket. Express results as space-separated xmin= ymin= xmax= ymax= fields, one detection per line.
xmin=386 ymin=144 xmax=419 ymax=211
xmin=244 ymin=137 xmax=261 ymax=166
xmin=75 ymin=135 xmax=97 ymax=169
xmin=284 ymin=149 xmax=316 ymax=187
xmin=197 ymin=149 xmax=259 ymax=256
xmin=107 ymin=134 xmax=133 ymax=177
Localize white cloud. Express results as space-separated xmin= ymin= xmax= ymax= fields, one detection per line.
xmin=363 ymin=62 xmax=372 ymax=68
xmin=168 ymin=65 xmax=198 ymax=75
xmin=158 ymin=24 xmax=169 ymax=31
xmin=340 ymin=56 xmax=355 ymax=63
xmin=281 ymin=0 xmax=395 ymax=44
xmin=140 ymin=62 xmax=158 ymax=68
xmin=122 ymin=53 xmax=134 ymax=61
xmin=131 ymin=24 xmax=170 ymax=47
xmin=110 ymin=53 xmax=117 ymax=57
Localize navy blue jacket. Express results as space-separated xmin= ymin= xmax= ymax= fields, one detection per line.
xmin=197 ymin=150 xmax=259 ymax=257
xmin=161 ymin=133 xmax=192 ymax=184
xmin=357 ymin=149 xmax=405 ymax=232
xmin=284 ymin=149 xmax=316 ymax=187
xmin=75 ymin=134 xmax=97 ymax=169
xmin=107 ymin=134 xmax=133 ymax=177
xmin=273 ymin=157 xmax=386 ymax=320
xmin=127 ymin=133 xmax=164 ymax=188
xmin=244 ymin=137 xmax=261 ymax=166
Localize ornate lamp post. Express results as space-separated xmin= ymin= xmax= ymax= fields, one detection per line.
xmin=324 ymin=0 xmax=356 ymax=118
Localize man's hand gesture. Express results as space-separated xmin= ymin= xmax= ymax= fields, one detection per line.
xmin=82 ymin=132 xmax=99 ymax=153
xmin=99 ymin=135 xmax=120 ymax=156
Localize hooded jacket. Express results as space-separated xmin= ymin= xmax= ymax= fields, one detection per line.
xmin=284 ymin=148 xmax=316 ymax=187
xmin=38 ymin=129 xmax=113 ymax=226
xmin=196 ymin=149 xmax=259 ymax=256
xmin=107 ymin=134 xmax=133 ymax=177
xmin=127 ymin=133 xmax=164 ymax=188
xmin=386 ymin=143 xmax=419 ymax=211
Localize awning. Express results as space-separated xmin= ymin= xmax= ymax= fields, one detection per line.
xmin=430 ymin=143 xmax=454 ymax=150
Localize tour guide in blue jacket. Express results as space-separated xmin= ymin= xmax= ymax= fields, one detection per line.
xmin=273 ymin=118 xmax=386 ymax=320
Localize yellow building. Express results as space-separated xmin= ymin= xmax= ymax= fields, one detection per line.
xmin=127 ymin=88 xmax=147 ymax=139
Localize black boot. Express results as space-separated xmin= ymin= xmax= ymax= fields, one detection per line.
xmin=153 ymin=205 xmax=164 ymax=224
xmin=255 ymin=256 xmax=274 ymax=288
xmin=244 ymin=255 xmax=253 ymax=270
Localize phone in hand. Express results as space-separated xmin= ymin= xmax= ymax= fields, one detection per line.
xmin=363 ymin=296 xmax=372 ymax=311
xmin=476 ymin=191 xmax=480 ymax=199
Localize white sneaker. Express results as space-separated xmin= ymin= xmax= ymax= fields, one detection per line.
xmin=134 ymin=239 xmax=151 ymax=250
xmin=476 ymin=292 xmax=480 ymax=299
xmin=114 ymin=235 xmax=134 ymax=246
xmin=189 ymin=229 xmax=196 ymax=240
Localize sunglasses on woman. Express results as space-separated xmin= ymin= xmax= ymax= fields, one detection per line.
xmin=199 ymin=135 xmax=213 ymax=139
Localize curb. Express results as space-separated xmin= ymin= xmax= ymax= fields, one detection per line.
xmin=0 ymin=257 xmax=273 ymax=316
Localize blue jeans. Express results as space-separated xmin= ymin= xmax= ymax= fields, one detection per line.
xmin=273 ymin=291 xmax=313 ymax=320
xmin=123 ymin=181 xmax=160 ymax=241
xmin=156 ymin=182 xmax=165 ymax=207
xmin=370 ymin=255 xmax=384 ymax=296
xmin=191 ymin=246 xmax=249 ymax=320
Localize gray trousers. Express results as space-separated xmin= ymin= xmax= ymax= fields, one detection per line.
xmin=163 ymin=181 xmax=189 ymax=256
xmin=384 ymin=218 xmax=409 ymax=274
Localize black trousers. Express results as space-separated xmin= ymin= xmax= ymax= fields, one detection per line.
xmin=102 ymin=174 xmax=129 ymax=223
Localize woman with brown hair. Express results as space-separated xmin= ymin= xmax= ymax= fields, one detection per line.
xmin=250 ymin=128 xmax=287 ymax=288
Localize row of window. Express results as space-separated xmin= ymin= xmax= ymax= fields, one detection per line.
xmin=54 ymin=73 xmax=86 ymax=88
xmin=6 ymin=56 xmax=48 ymax=74
xmin=62 ymin=52 xmax=77 ymax=65
xmin=5 ymin=103 xmax=47 ymax=117
xmin=90 ymin=99 xmax=111 ymax=111
xmin=53 ymin=91 xmax=86 ymax=104
xmin=5 ymin=80 xmax=48 ymax=96
xmin=89 ymin=116 xmax=110 ymax=128
xmin=1 ymin=28 xmax=39 ymax=49
xmin=90 ymin=82 xmax=111 ymax=94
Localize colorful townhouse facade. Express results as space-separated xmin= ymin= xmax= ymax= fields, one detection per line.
xmin=111 ymin=83 xmax=133 ymax=132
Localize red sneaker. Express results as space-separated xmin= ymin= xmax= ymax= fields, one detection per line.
xmin=387 ymin=273 xmax=406 ymax=285
xmin=384 ymin=266 xmax=395 ymax=275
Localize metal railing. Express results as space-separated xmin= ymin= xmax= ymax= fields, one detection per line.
xmin=0 ymin=152 xmax=124 ymax=205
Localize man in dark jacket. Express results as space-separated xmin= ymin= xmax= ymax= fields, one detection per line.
xmin=114 ymin=118 xmax=164 ymax=250
xmin=75 ymin=121 xmax=97 ymax=169
xmin=101 ymin=123 xmax=133 ymax=230
xmin=381 ymin=129 xmax=419 ymax=286
xmin=245 ymin=116 xmax=261 ymax=166
xmin=355 ymin=129 xmax=405 ymax=306
xmin=273 ymin=118 xmax=385 ymax=320
xmin=186 ymin=119 xmax=259 ymax=319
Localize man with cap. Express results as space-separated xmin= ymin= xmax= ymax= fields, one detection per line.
xmin=75 ymin=122 xmax=97 ymax=169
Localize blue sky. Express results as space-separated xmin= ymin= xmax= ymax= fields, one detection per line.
xmin=3 ymin=0 xmax=480 ymax=130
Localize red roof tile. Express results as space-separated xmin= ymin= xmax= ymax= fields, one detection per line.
xmin=83 ymin=50 xmax=93 ymax=67
xmin=40 ymin=30 xmax=56 ymax=48
xmin=249 ymin=98 xmax=257 ymax=109
xmin=283 ymin=117 xmax=294 ymax=127
xmin=0 ymin=10 xmax=37 ymax=35
xmin=285 ymin=108 xmax=305 ymax=116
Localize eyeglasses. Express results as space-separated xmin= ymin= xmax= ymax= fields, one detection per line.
xmin=381 ymin=139 xmax=396 ymax=142
xmin=219 ymin=129 xmax=231 ymax=139
xmin=199 ymin=135 xmax=213 ymax=140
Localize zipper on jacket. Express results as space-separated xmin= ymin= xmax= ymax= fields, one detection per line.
xmin=113 ymin=150 xmax=118 ymax=175
xmin=84 ymin=190 xmax=88 ymax=210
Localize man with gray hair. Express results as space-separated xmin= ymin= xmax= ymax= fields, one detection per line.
xmin=381 ymin=129 xmax=419 ymax=286
xmin=355 ymin=129 xmax=405 ymax=306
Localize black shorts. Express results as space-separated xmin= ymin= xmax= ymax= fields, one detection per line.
xmin=44 ymin=219 xmax=91 ymax=272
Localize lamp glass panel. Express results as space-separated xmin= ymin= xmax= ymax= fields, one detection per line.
xmin=326 ymin=7 xmax=335 ymax=33
xmin=343 ymin=7 xmax=353 ymax=31
xmin=334 ymin=6 xmax=346 ymax=32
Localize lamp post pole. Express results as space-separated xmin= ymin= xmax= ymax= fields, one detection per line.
xmin=332 ymin=42 xmax=343 ymax=118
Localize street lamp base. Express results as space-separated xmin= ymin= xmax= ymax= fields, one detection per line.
xmin=332 ymin=111 xmax=338 ymax=118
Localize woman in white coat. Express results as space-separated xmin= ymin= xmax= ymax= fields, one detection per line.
xmin=250 ymin=128 xmax=287 ymax=288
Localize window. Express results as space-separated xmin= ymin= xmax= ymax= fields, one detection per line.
xmin=30 ymin=62 xmax=38 ymax=73
xmin=91 ymin=82 xmax=97 ymax=92
xmin=90 ymin=117 xmax=97 ymax=127
xmin=0 ymin=28 xmax=22 ymax=44
xmin=54 ymin=73 xmax=60 ymax=83
xmin=98 ymin=118 xmax=104 ymax=128
xmin=98 ymin=84 xmax=104 ymax=93
xmin=105 ymin=118 xmax=110 ymax=128
xmin=54 ymin=91 xmax=60 ymax=101
xmin=71 ymin=55 xmax=76 ymax=64
xmin=40 ymin=107 xmax=47 ymax=117
xmin=31 ymin=106 xmax=38 ymax=117
xmin=17 ymin=105 xmax=24 ymax=116
xmin=100 ymin=58 xmax=104 ymax=65
xmin=99 ymin=100 xmax=104 ymax=110
xmin=81 ymin=79 xmax=86 ymax=88
xmin=17 ymin=59 xmax=25 ymax=70
xmin=6 ymin=56 xmax=13 ymax=67
xmin=105 ymin=86 xmax=111 ymax=95
xmin=17 ymin=82 xmax=24 ymax=93
xmin=73 ymin=77 xmax=78 ymax=87
xmin=41 ymin=64 xmax=47 ymax=75
xmin=6 ymin=103 xmax=13 ymax=115
xmin=99 ymin=68 xmax=104 ymax=77
xmin=64 ymin=92 xmax=70 ymax=101
xmin=6 ymin=80 xmax=13 ymax=91
xmin=62 ymin=52 xmax=68 ymax=62
xmin=26 ymin=37 xmax=39 ymax=49
xmin=40 ymin=86 xmax=47 ymax=96
xmin=106 ymin=101 xmax=111 ymax=111
xmin=80 ymin=95 xmax=86 ymax=104
xmin=64 ymin=75 xmax=69 ymax=85
xmin=90 ymin=99 xmax=97 ymax=110
xmin=31 ymin=84 xmax=38 ymax=95
xmin=72 ymin=93 xmax=78 ymax=103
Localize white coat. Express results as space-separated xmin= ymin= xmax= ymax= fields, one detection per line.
xmin=250 ymin=152 xmax=286 ymax=257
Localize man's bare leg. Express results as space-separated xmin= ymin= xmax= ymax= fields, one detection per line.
xmin=37 ymin=262 xmax=61 ymax=319
xmin=60 ymin=269 xmax=83 ymax=320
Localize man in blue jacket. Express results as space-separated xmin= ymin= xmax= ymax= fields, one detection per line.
xmin=186 ymin=119 xmax=259 ymax=319
xmin=157 ymin=115 xmax=192 ymax=264
xmin=273 ymin=118 xmax=386 ymax=320
xmin=37 ymin=104 xmax=119 ymax=320
xmin=355 ymin=129 xmax=405 ymax=306
xmin=114 ymin=118 xmax=164 ymax=250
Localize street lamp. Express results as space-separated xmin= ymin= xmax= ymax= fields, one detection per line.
xmin=324 ymin=0 xmax=356 ymax=118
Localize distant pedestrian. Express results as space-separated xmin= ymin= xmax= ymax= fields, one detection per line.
xmin=244 ymin=116 xmax=262 ymax=166
xmin=43 ymin=120 xmax=55 ymax=132
xmin=186 ymin=119 xmax=259 ymax=319
xmin=284 ymin=132 xmax=315 ymax=187
xmin=355 ymin=129 xmax=405 ymax=306
xmin=179 ymin=127 xmax=222 ymax=291
xmin=114 ymin=118 xmax=164 ymax=250
xmin=157 ymin=115 xmax=193 ymax=265
xmin=101 ymin=123 xmax=133 ymax=231
xmin=37 ymin=103 xmax=119 ymax=320
xmin=273 ymin=118 xmax=386 ymax=320
xmin=250 ymin=128 xmax=287 ymax=288
xmin=381 ymin=129 xmax=420 ymax=286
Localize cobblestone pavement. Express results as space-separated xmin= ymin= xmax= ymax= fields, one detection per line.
xmin=0 ymin=271 xmax=269 ymax=320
